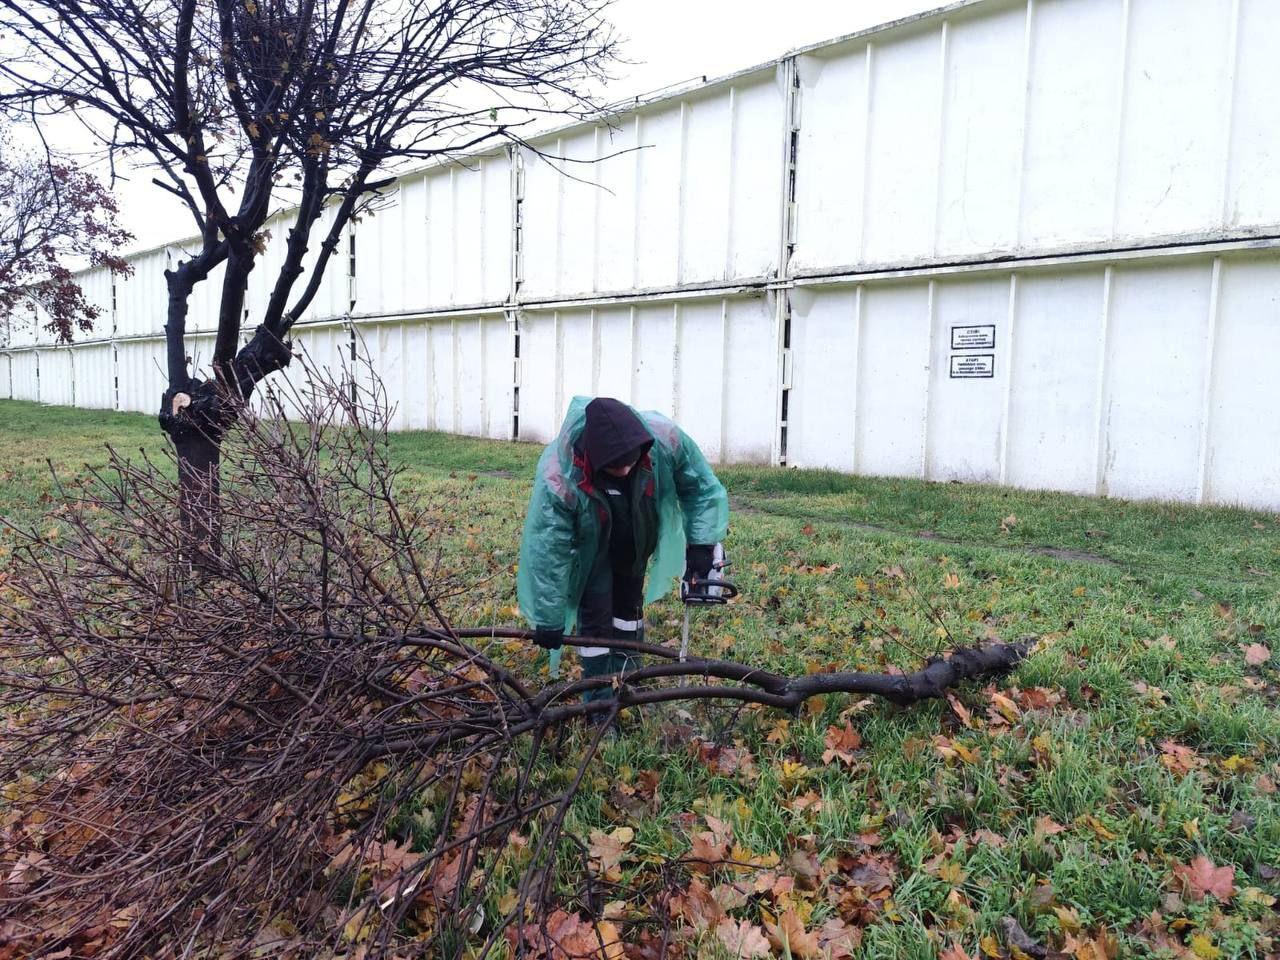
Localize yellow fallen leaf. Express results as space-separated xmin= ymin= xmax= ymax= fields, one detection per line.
xmin=1189 ymin=933 xmax=1221 ymax=959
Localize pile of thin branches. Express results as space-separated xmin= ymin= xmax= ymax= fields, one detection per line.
xmin=0 ymin=370 xmax=1030 ymax=958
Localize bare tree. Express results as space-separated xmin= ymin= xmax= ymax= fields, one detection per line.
xmin=0 ymin=364 xmax=1031 ymax=958
xmin=0 ymin=0 xmax=617 ymax=559
xmin=0 ymin=123 xmax=132 ymax=343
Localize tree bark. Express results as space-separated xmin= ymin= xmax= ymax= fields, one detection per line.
xmin=171 ymin=417 xmax=222 ymax=570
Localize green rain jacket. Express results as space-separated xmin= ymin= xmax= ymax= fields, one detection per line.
xmin=517 ymin=397 xmax=729 ymax=632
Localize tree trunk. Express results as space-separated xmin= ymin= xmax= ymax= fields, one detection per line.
xmin=173 ymin=426 xmax=222 ymax=570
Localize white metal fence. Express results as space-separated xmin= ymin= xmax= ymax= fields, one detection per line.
xmin=4 ymin=0 xmax=1280 ymax=510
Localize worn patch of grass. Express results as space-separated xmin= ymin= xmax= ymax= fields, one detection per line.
xmin=2 ymin=398 xmax=1278 ymax=956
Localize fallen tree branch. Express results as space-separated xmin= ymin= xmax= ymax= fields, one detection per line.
xmin=0 ymin=366 xmax=1036 ymax=959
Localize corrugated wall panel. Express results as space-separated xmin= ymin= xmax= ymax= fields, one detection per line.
xmin=427 ymin=320 xmax=458 ymax=433
xmin=115 ymin=248 xmax=169 ymax=338
xmin=788 ymin=288 xmax=859 ymax=471
xmin=1206 ymin=256 xmax=1280 ymax=509
xmin=6 ymin=302 xmax=39 ymax=348
xmin=78 ymin=267 xmax=116 ymax=334
xmin=855 ymin=283 xmax=931 ymax=477
xmin=1227 ymin=0 xmax=1280 ymax=230
xmin=935 ymin=5 xmax=1026 ymax=257
xmin=517 ymin=295 xmax=775 ymax=463
xmin=521 ymin=71 xmax=783 ymax=300
xmin=480 ymin=315 xmax=513 ymax=440
xmin=1099 ymin=261 xmax=1213 ymax=501
xmin=924 ymin=276 xmax=1011 ymax=484
xmin=1019 ymin=0 xmax=1125 ymax=248
xmin=72 ymin=344 xmax=115 ymax=410
xmin=9 ymin=351 xmax=39 ymax=401
xmin=39 ymin=350 xmax=75 ymax=406
xmin=861 ymin=28 xmax=945 ymax=266
xmin=1004 ymin=269 xmax=1107 ymax=495
xmin=115 ymin=340 xmax=166 ymax=414
xmin=0 ymin=355 xmax=10 ymax=400
xmin=792 ymin=0 xmax=1280 ymax=275
xmin=1114 ymin=0 xmax=1234 ymax=241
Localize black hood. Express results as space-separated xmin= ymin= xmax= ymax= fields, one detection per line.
xmin=580 ymin=397 xmax=653 ymax=471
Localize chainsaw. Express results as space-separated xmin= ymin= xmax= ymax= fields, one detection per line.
xmin=679 ymin=543 xmax=739 ymax=661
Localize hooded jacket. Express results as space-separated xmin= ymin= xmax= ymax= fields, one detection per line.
xmin=517 ymin=396 xmax=729 ymax=632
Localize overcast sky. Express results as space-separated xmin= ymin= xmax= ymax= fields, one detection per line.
xmin=104 ymin=0 xmax=942 ymax=251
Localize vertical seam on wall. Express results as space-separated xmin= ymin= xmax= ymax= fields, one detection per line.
xmin=851 ymin=285 xmax=864 ymax=472
xmin=449 ymin=166 xmax=459 ymax=307
xmin=725 ymin=86 xmax=739 ymax=280
xmin=1218 ymin=0 xmax=1243 ymax=229
xmin=554 ymin=310 xmax=564 ymax=425
xmin=631 ymin=117 xmax=643 ymax=292
xmin=671 ymin=301 xmax=682 ymax=421
xmin=1092 ymin=266 xmax=1116 ymax=496
xmin=477 ymin=316 xmax=486 ymax=438
xmin=1109 ymin=0 xmax=1133 ymax=238
xmin=931 ymin=19 xmax=951 ymax=257
xmin=425 ymin=313 xmax=436 ymax=432
xmin=590 ymin=307 xmax=601 ymax=396
xmin=1196 ymin=257 xmax=1224 ymax=503
xmin=451 ymin=317 xmax=460 ymax=433
xmin=998 ymin=273 xmax=1019 ymax=484
xmin=477 ymin=161 xmax=487 ymax=306
xmin=921 ymin=280 xmax=936 ymax=477
xmin=553 ymin=137 xmax=564 ymax=295
xmin=1014 ymin=0 xmax=1036 ymax=247
xmin=592 ymin=126 xmax=603 ymax=294
xmin=857 ymin=43 xmax=875 ymax=264
xmin=718 ymin=298 xmax=730 ymax=462
xmin=676 ymin=101 xmax=690 ymax=285
xmin=627 ymin=305 xmax=638 ymax=405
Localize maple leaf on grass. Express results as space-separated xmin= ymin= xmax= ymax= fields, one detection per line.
xmin=821 ymin=722 xmax=863 ymax=766
xmin=588 ymin=826 xmax=634 ymax=874
xmin=765 ymin=908 xmax=823 ymax=959
xmin=1172 ymin=855 xmax=1236 ymax=901
xmin=715 ymin=918 xmax=771 ymax=958
xmin=1242 ymin=642 xmax=1271 ymax=666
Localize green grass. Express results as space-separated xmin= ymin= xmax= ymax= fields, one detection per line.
xmin=2 ymin=397 xmax=1278 ymax=957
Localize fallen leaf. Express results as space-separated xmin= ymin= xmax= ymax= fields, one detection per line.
xmin=947 ymin=692 xmax=975 ymax=728
xmin=999 ymin=916 xmax=1047 ymax=959
xmin=821 ymin=722 xmax=863 ymax=766
xmin=670 ymin=876 xmax=725 ymax=931
xmin=1242 ymin=643 xmax=1271 ymax=666
xmin=940 ymin=945 xmax=975 ymax=960
xmin=1173 ymin=856 xmax=1236 ymax=901
xmin=1033 ymin=816 xmax=1066 ymax=841
xmin=1189 ymin=932 xmax=1221 ymax=959
xmin=765 ymin=908 xmax=823 ymax=959
xmin=816 ymin=917 xmax=862 ymax=959
xmin=588 ymin=827 xmax=633 ymax=874
xmin=715 ymin=918 xmax=771 ymax=958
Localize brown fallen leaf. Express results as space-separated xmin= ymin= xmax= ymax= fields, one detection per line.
xmin=765 ymin=908 xmax=823 ymax=959
xmin=821 ymin=722 xmax=863 ymax=766
xmin=715 ymin=918 xmax=771 ymax=958
xmin=1242 ymin=642 xmax=1271 ymax=666
xmin=999 ymin=916 xmax=1047 ymax=959
xmin=1173 ymin=855 xmax=1236 ymax=901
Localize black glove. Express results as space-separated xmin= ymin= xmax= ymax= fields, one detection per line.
xmin=533 ymin=626 xmax=563 ymax=651
xmin=684 ymin=544 xmax=715 ymax=585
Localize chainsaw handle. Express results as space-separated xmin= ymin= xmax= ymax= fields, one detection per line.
xmin=682 ymin=578 xmax=739 ymax=605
